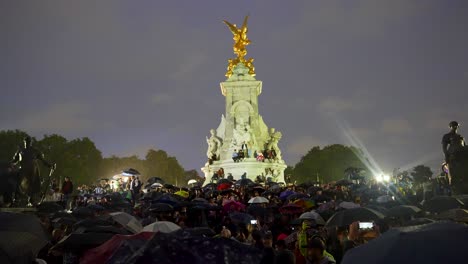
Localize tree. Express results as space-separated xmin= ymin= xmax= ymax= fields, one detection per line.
xmin=291 ymin=144 xmax=369 ymax=183
xmin=411 ymin=165 xmax=433 ymax=184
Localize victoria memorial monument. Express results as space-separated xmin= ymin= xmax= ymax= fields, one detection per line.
xmin=202 ymin=16 xmax=286 ymax=184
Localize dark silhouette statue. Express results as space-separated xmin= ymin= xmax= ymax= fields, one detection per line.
xmin=10 ymin=136 xmax=55 ymax=206
xmin=442 ymin=121 xmax=468 ymax=194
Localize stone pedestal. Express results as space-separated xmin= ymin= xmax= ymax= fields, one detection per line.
xmin=202 ymin=63 xmax=286 ymax=184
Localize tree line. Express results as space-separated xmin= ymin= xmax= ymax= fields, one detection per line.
xmin=0 ymin=130 xmax=197 ymax=186
xmin=287 ymin=144 xmax=434 ymax=184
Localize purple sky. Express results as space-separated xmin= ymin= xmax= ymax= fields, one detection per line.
xmin=2 ymin=1 xmax=468 ymax=175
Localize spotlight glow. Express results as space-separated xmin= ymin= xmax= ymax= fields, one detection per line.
xmin=383 ymin=175 xmax=390 ymax=182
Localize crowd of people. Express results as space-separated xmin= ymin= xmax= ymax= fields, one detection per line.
xmin=3 ymin=170 xmax=467 ymax=264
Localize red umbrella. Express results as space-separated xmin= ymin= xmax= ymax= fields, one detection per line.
xmin=217 ymin=183 xmax=231 ymax=191
xmin=223 ymin=200 xmax=245 ymax=213
xmin=279 ymin=204 xmax=304 ymax=215
xmin=81 ymin=232 xmax=155 ymax=264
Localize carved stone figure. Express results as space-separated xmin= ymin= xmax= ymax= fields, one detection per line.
xmin=207 ymin=129 xmax=223 ymax=160
xmin=10 ymin=136 xmax=55 ymax=206
xmin=266 ymin=128 xmax=282 ymax=160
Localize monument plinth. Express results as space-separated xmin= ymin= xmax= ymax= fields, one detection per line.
xmin=202 ymin=16 xmax=286 ymax=184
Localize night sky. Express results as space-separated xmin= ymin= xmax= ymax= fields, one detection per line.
xmin=2 ymin=1 xmax=468 ymax=175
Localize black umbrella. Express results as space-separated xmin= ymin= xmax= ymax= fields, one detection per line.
xmin=73 ymin=218 xmax=114 ymax=229
xmin=326 ymin=207 xmax=384 ymax=227
xmin=164 ymin=184 xmax=175 ymax=189
xmin=0 ymin=212 xmax=50 ymax=263
xmin=147 ymin=177 xmax=165 ymax=185
xmin=335 ymin=179 xmax=354 ymax=186
xmin=386 ymin=205 xmax=421 ymax=218
xmin=51 ymin=232 xmax=115 ymax=253
xmin=287 ymin=193 xmax=310 ymax=201
xmin=149 ymin=203 xmax=174 ymax=213
xmin=191 ymin=198 xmax=208 ymax=204
xmin=123 ymin=168 xmax=140 ymax=176
xmin=37 ymin=201 xmax=64 ymax=214
xmin=247 ymin=205 xmax=267 ymax=217
xmin=342 ymin=222 xmax=468 ymax=264
xmin=217 ymin=179 xmax=232 ymax=185
xmin=140 ymin=191 xmax=162 ymax=201
xmin=307 ymin=186 xmax=323 ymax=195
xmin=235 ymin=178 xmax=254 ymax=187
xmin=229 ymin=212 xmax=255 ymax=224
xmin=424 ymin=196 xmax=464 ymax=213
xmin=71 ymin=207 xmax=95 ymax=219
xmin=172 ymin=227 xmax=216 ymax=237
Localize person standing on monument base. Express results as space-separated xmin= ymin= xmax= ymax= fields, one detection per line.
xmin=442 ymin=121 xmax=465 ymax=186
xmin=61 ymin=177 xmax=73 ymax=209
xmin=442 ymin=121 xmax=465 ymax=163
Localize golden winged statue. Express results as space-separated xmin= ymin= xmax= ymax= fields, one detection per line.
xmin=223 ymin=16 xmax=255 ymax=77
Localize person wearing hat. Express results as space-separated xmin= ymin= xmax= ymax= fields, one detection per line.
xmin=302 ymin=237 xmax=335 ymax=264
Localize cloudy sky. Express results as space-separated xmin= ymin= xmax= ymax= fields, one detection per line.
xmin=2 ymin=0 xmax=467 ymax=174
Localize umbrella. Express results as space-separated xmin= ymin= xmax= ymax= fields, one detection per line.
xmin=147 ymin=177 xmax=165 ymax=185
xmin=286 ymin=193 xmax=310 ymax=201
xmin=143 ymin=221 xmax=181 ymax=233
xmin=217 ymin=179 xmax=232 ymax=185
xmin=279 ymin=204 xmax=304 ymax=215
xmin=424 ymin=196 xmax=464 ymax=213
xmin=149 ymin=203 xmax=174 ymax=213
xmin=435 ymin=208 xmax=468 ymax=222
xmin=151 ymin=182 xmax=163 ymax=188
xmin=74 ymin=218 xmax=114 ymax=229
xmin=72 ymin=207 xmax=95 ymax=219
xmin=223 ymin=200 xmax=245 ymax=213
xmin=0 ymin=212 xmax=50 ymax=263
xmin=229 ymin=212 xmax=255 ymax=224
xmin=341 ymin=222 xmax=468 ymax=264
xmin=172 ymin=227 xmax=216 ymax=237
xmin=247 ymin=205 xmax=267 ymax=217
xmin=115 ymin=231 xmax=263 ymax=264
xmin=293 ymin=198 xmax=316 ymax=210
xmin=52 ymin=232 xmax=115 ymax=253
xmin=87 ymin=204 xmax=106 ymax=212
xmin=81 ymin=232 xmax=155 ymax=264
xmin=339 ymin=201 xmax=361 ymax=210
xmin=154 ymin=193 xmax=182 ymax=206
xmin=217 ymin=183 xmax=231 ymax=191
xmin=235 ymin=178 xmax=254 ymax=187
xmin=37 ymin=202 xmax=64 ymax=214
xmin=122 ymin=168 xmax=140 ymax=176
xmin=335 ymin=179 xmax=354 ymax=186
xmin=386 ymin=205 xmax=421 ymax=218
xmin=376 ymin=195 xmax=393 ymax=203
xmin=280 ymin=190 xmax=296 ymax=200
xmin=299 ymin=211 xmax=326 ymax=225
xmin=109 ymin=212 xmax=142 ymax=234
xmin=175 ymin=190 xmax=189 ymax=199
xmin=248 ymin=196 xmax=269 ymax=204
xmin=326 ymin=207 xmax=384 ymax=227
xmin=191 ymin=198 xmax=208 ymax=204
xmin=187 ymin=179 xmax=198 ymax=185
xmin=400 ymin=218 xmax=435 ymax=227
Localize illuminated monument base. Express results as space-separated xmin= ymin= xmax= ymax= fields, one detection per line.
xmin=201 ymin=64 xmax=286 ymax=184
